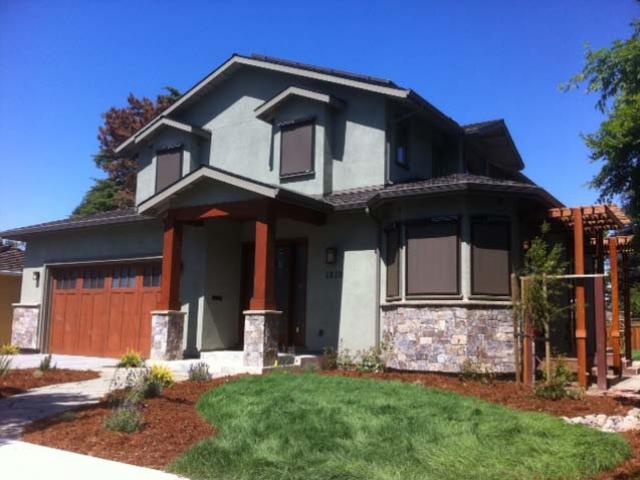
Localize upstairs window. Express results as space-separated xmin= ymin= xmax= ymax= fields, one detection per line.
xmin=385 ymin=225 xmax=400 ymax=299
xmin=395 ymin=125 xmax=409 ymax=168
xmin=406 ymin=218 xmax=459 ymax=296
xmin=280 ymin=119 xmax=314 ymax=177
xmin=471 ymin=217 xmax=511 ymax=296
xmin=155 ymin=148 xmax=182 ymax=192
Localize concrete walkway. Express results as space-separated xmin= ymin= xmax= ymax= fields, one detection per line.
xmin=0 ymin=368 xmax=115 ymax=438
xmin=0 ymin=440 xmax=185 ymax=479
xmin=9 ymin=353 xmax=119 ymax=370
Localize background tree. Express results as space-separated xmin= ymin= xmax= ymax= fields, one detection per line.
xmin=73 ymin=87 xmax=181 ymax=216
xmin=562 ymin=16 xmax=640 ymax=219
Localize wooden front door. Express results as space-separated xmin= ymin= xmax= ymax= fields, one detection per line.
xmin=49 ymin=262 xmax=161 ymax=357
xmin=239 ymin=239 xmax=307 ymax=349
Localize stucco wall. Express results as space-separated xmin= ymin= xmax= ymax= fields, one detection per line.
xmin=0 ymin=274 xmax=21 ymax=344
xmin=135 ymin=68 xmax=388 ymax=205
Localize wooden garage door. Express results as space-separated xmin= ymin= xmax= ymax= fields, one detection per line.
xmin=50 ymin=263 xmax=162 ymax=357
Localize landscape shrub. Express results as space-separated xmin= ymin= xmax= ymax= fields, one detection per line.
xmin=104 ymin=403 xmax=143 ymax=433
xmin=188 ymin=362 xmax=212 ymax=381
xmin=0 ymin=354 xmax=11 ymax=377
xmin=459 ymin=358 xmax=495 ymax=384
xmin=38 ymin=354 xmax=56 ymax=372
xmin=534 ymin=361 xmax=582 ymax=400
xmin=335 ymin=342 xmax=389 ymax=373
xmin=322 ymin=346 xmax=338 ymax=370
xmin=118 ymin=349 xmax=144 ymax=368
xmin=0 ymin=344 xmax=20 ymax=355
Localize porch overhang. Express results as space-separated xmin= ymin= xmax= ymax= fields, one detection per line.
xmin=254 ymin=86 xmax=346 ymax=122
xmin=115 ymin=118 xmax=211 ymax=155
xmin=137 ymin=165 xmax=332 ymax=222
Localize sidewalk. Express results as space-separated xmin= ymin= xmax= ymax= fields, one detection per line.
xmin=0 ymin=440 xmax=184 ymax=479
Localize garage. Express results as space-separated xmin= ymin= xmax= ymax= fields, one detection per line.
xmin=49 ymin=262 xmax=162 ymax=357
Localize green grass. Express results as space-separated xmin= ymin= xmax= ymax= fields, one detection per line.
xmin=172 ymin=373 xmax=630 ymax=480
xmin=632 ymin=350 xmax=640 ymax=361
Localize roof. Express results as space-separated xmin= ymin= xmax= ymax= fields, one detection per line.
xmin=0 ymin=246 xmax=24 ymax=273
xmin=115 ymin=53 xmax=462 ymax=153
xmin=323 ymin=173 xmax=562 ymax=210
xmin=116 ymin=118 xmax=211 ymax=155
xmin=0 ymin=209 xmax=154 ymax=240
xmin=254 ymin=86 xmax=345 ymax=122
xmin=463 ymin=119 xmax=524 ymax=171
xmin=138 ymin=165 xmax=332 ymax=215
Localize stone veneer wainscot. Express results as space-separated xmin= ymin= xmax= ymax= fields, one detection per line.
xmin=150 ymin=310 xmax=185 ymax=360
xmin=382 ymin=303 xmax=515 ymax=373
xmin=11 ymin=304 xmax=40 ymax=350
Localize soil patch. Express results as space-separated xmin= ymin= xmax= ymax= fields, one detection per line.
xmin=0 ymin=369 xmax=99 ymax=398
xmin=23 ymin=377 xmax=237 ymax=470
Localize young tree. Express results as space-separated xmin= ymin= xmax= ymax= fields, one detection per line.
xmin=73 ymin=87 xmax=181 ymax=216
xmin=522 ymin=223 xmax=568 ymax=381
xmin=562 ymin=16 xmax=640 ymax=219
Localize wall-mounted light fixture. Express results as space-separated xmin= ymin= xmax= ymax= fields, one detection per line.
xmin=32 ymin=271 xmax=40 ymax=288
xmin=325 ymin=247 xmax=338 ymax=265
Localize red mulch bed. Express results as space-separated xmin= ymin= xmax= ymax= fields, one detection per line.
xmin=23 ymin=376 xmax=237 ymax=470
xmin=20 ymin=370 xmax=640 ymax=478
xmin=0 ymin=369 xmax=99 ymax=398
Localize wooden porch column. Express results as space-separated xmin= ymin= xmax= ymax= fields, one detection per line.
xmin=595 ymin=231 xmax=604 ymax=273
xmin=609 ymin=237 xmax=622 ymax=372
xmin=594 ymin=276 xmax=609 ymax=390
xmin=623 ymin=252 xmax=632 ymax=365
xmin=160 ymin=217 xmax=183 ymax=311
xmin=573 ymin=208 xmax=588 ymax=387
xmin=249 ymin=215 xmax=277 ymax=311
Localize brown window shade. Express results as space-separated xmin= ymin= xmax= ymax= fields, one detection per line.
xmin=406 ymin=220 xmax=458 ymax=295
xmin=280 ymin=120 xmax=314 ymax=177
xmin=155 ymin=149 xmax=182 ymax=192
xmin=472 ymin=219 xmax=511 ymax=296
xmin=386 ymin=227 xmax=400 ymax=298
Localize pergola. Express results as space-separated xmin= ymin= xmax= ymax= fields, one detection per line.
xmin=546 ymin=205 xmax=633 ymax=388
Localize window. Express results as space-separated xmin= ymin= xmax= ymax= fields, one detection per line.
xmin=406 ymin=218 xmax=459 ymax=296
xmin=385 ymin=225 xmax=400 ymax=298
xmin=143 ymin=264 xmax=162 ymax=287
xmin=471 ymin=217 xmax=511 ymax=296
xmin=395 ymin=125 xmax=409 ymax=168
xmin=82 ymin=268 xmax=105 ymax=289
xmin=113 ymin=265 xmax=137 ymax=289
xmin=280 ymin=119 xmax=314 ymax=177
xmin=155 ymin=148 xmax=182 ymax=192
xmin=55 ymin=270 xmax=77 ymax=290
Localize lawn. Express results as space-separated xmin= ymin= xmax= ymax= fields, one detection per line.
xmin=172 ymin=373 xmax=630 ymax=480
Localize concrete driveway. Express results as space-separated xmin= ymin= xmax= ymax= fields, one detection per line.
xmin=8 ymin=353 xmax=119 ymax=370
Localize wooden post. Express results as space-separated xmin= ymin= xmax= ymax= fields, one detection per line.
xmin=573 ymin=208 xmax=588 ymax=388
xmin=160 ymin=216 xmax=183 ymax=311
xmin=249 ymin=214 xmax=277 ymax=311
xmin=595 ymin=231 xmax=604 ymax=273
xmin=511 ymin=273 xmax=521 ymax=384
xmin=594 ymin=276 xmax=608 ymax=390
xmin=609 ymin=237 xmax=622 ymax=373
xmin=623 ymin=252 xmax=632 ymax=365
xmin=521 ymin=277 xmax=535 ymax=386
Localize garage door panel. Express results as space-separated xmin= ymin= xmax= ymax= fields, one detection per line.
xmin=50 ymin=263 xmax=161 ymax=358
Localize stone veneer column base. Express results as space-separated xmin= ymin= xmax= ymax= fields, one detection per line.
xmin=243 ymin=310 xmax=281 ymax=372
xmin=11 ymin=304 xmax=40 ymax=350
xmin=382 ymin=304 xmax=515 ymax=373
xmin=150 ymin=310 xmax=185 ymax=360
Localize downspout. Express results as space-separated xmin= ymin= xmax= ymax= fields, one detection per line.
xmin=365 ymin=205 xmax=383 ymax=346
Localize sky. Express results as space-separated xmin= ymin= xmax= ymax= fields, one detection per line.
xmin=0 ymin=0 xmax=637 ymax=231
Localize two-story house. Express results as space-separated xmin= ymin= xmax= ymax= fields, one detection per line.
xmin=1 ymin=54 xmax=561 ymax=372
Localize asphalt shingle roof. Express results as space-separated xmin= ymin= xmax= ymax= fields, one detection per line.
xmin=0 ymin=246 xmax=24 ymax=273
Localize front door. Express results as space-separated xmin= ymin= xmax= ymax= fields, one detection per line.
xmin=239 ymin=239 xmax=307 ymax=349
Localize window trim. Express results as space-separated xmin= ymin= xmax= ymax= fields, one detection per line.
xmin=155 ymin=146 xmax=184 ymax=193
xmin=395 ymin=124 xmax=409 ymax=169
xmin=384 ymin=223 xmax=401 ymax=300
xmin=279 ymin=117 xmax=316 ymax=179
xmin=404 ymin=216 xmax=461 ymax=297
xmin=470 ymin=216 xmax=512 ymax=297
